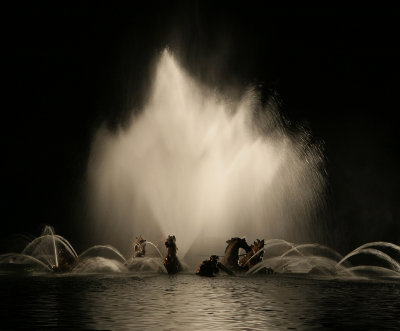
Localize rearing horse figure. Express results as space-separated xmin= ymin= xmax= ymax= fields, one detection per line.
xmin=221 ymin=237 xmax=251 ymax=272
xmin=163 ymin=235 xmax=182 ymax=274
xmin=239 ymin=239 xmax=265 ymax=270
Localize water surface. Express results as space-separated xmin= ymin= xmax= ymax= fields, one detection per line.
xmin=1 ymin=273 xmax=399 ymax=330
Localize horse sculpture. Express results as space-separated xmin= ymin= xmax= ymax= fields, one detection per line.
xmin=133 ymin=236 xmax=146 ymax=258
xmin=196 ymin=255 xmax=235 ymax=277
xmin=239 ymin=239 xmax=265 ymax=270
xmin=221 ymin=237 xmax=251 ymax=272
xmin=196 ymin=255 xmax=220 ymax=277
xmin=163 ymin=235 xmax=182 ymax=274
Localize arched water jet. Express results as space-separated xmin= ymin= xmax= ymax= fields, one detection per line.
xmin=264 ymin=239 xmax=296 ymax=248
xmin=245 ymin=241 xmax=343 ymax=275
xmin=349 ymin=241 xmax=400 ymax=256
xmin=144 ymin=241 xmax=163 ymax=259
xmin=280 ymin=243 xmax=344 ymax=262
xmin=262 ymin=240 xmax=304 ymax=259
xmin=243 ymin=247 xmax=265 ymax=267
xmin=79 ymin=245 xmax=127 ymax=264
xmin=247 ymin=255 xmax=345 ymax=276
xmin=337 ymin=248 xmax=400 ymax=273
xmin=50 ymin=229 xmax=58 ymax=267
xmin=0 ymin=253 xmax=52 ymax=271
xmin=54 ymin=235 xmax=78 ymax=259
xmin=22 ymin=234 xmax=77 ymax=269
xmin=40 ymin=226 xmax=59 ymax=267
xmin=336 ymin=265 xmax=400 ymax=278
xmin=73 ymin=257 xmax=128 ymax=273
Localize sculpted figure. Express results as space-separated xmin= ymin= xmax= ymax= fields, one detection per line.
xmin=221 ymin=237 xmax=251 ymax=272
xmin=163 ymin=235 xmax=182 ymax=274
xmin=133 ymin=236 xmax=147 ymax=258
xmin=196 ymin=255 xmax=234 ymax=277
xmin=239 ymin=239 xmax=265 ymax=270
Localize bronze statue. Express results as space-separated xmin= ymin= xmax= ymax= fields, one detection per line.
xmin=221 ymin=237 xmax=251 ymax=271
xmin=163 ymin=235 xmax=182 ymax=274
xmin=196 ymin=255 xmax=234 ymax=277
xmin=133 ymin=236 xmax=147 ymax=258
xmin=239 ymin=239 xmax=265 ymax=269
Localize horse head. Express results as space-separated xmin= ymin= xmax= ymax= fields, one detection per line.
xmin=225 ymin=237 xmax=251 ymax=253
xmin=165 ymin=235 xmax=177 ymax=250
xmin=222 ymin=237 xmax=251 ymax=271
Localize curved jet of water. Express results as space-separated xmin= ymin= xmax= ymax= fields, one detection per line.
xmin=144 ymin=241 xmax=164 ymax=259
xmin=0 ymin=253 xmax=52 ymax=271
xmin=351 ymin=242 xmax=400 ymax=258
xmin=243 ymin=247 xmax=265 ymax=267
xmin=79 ymin=245 xmax=127 ymax=264
xmin=54 ymin=235 xmax=78 ymax=258
xmin=340 ymin=265 xmax=400 ymax=277
xmin=21 ymin=235 xmax=54 ymax=255
xmin=337 ymin=248 xmax=400 ymax=272
xmin=280 ymin=243 xmax=344 ymax=261
xmin=264 ymin=239 xmax=295 ymax=248
xmin=262 ymin=239 xmax=303 ymax=257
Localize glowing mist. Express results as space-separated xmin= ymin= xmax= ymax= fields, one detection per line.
xmin=87 ymin=49 xmax=326 ymax=258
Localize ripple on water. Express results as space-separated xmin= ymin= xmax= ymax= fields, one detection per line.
xmin=0 ymin=273 xmax=399 ymax=330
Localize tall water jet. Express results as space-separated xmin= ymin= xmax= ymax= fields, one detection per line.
xmin=87 ymin=49 xmax=326 ymax=258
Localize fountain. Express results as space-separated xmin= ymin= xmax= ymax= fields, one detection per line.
xmin=144 ymin=241 xmax=164 ymax=259
xmin=1 ymin=224 xmax=397 ymax=279
xmin=87 ymin=49 xmax=327 ymax=262
xmin=0 ymin=226 xmax=78 ymax=272
xmin=82 ymin=49 xmax=398 ymax=280
xmin=128 ymin=239 xmax=167 ymax=273
xmin=246 ymin=240 xmax=400 ymax=279
xmin=0 ymin=50 xmax=398 ymax=281
xmin=0 ymin=226 xmax=133 ymax=274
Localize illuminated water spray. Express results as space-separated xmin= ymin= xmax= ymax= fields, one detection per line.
xmin=87 ymin=49 xmax=326 ymax=258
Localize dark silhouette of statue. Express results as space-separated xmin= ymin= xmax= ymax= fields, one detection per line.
xmin=196 ymin=255 xmax=234 ymax=277
xmin=221 ymin=237 xmax=251 ymax=271
xmin=163 ymin=235 xmax=182 ymax=274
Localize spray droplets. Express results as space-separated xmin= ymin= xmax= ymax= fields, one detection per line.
xmin=88 ymin=49 xmax=326 ymax=257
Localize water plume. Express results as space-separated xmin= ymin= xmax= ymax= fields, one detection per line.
xmin=87 ymin=49 xmax=326 ymax=258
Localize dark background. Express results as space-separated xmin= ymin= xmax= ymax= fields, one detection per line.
xmin=2 ymin=3 xmax=399 ymax=254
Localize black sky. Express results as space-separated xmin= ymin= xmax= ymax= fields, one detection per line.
xmin=2 ymin=4 xmax=399 ymax=254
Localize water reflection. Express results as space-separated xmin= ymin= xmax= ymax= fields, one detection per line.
xmin=1 ymin=274 xmax=399 ymax=330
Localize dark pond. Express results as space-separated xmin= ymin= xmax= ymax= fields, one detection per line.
xmin=1 ymin=272 xmax=399 ymax=330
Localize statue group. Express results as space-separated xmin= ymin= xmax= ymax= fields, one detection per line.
xmin=196 ymin=237 xmax=273 ymax=277
xmin=134 ymin=235 xmax=273 ymax=276
xmin=31 ymin=230 xmax=272 ymax=275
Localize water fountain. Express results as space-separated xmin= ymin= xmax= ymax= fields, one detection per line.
xmin=0 ymin=226 xmax=78 ymax=272
xmin=84 ymin=49 xmax=399 ymax=280
xmin=87 ymin=49 xmax=327 ymax=263
xmin=0 ymin=226 xmax=133 ymax=273
xmin=0 ymin=50 xmax=398 ymax=281
xmin=246 ymin=240 xmax=400 ymax=279
xmin=2 ymin=224 xmax=397 ymax=280
xmin=128 ymin=239 xmax=167 ymax=273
